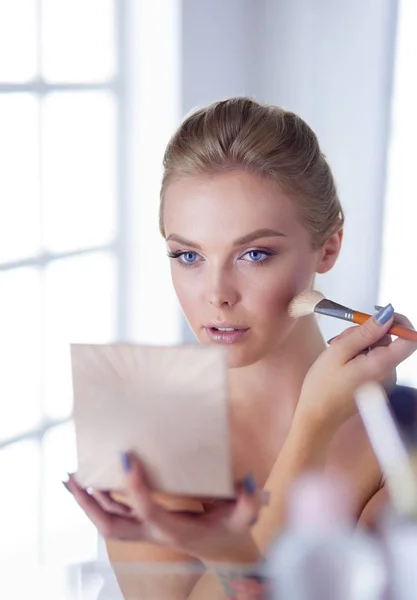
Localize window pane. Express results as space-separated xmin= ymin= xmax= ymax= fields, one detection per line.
xmin=0 ymin=440 xmax=40 ymax=567
xmin=0 ymin=268 xmax=42 ymax=441
xmin=0 ymin=94 xmax=41 ymax=262
xmin=42 ymin=0 xmax=115 ymax=82
xmin=0 ymin=0 xmax=37 ymax=82
xmin=43 ymin=252 xmax=116 ymax=420
xmin=41 ymin=92 xmax=117 ymax=252
xmin=42 ymin=422 xmax=97 ymax=565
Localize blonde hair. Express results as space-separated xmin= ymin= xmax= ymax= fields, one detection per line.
xmin=160 ymin=97 xmax=344 ymax=247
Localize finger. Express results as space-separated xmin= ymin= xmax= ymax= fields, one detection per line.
xmin=332 ymin=304 xmax=395 ymax=363
xmin=327 ymin=323 xmax=375 ymax=346
xmin=394 ymin=313 xmax=414 ymax=329
xmin=224 ymin=475 xmax=261 ymax=533
xmin=369 ymin=334 xmax=392 ymax=349
xmin=122 ymin=453 xmax=166 ymax=526
xmin=347 ymin=334 xmax=417 ymax=381
xmin=92 ymin=490 xmax=133 ymax=516
xmin=330 ymin=329 xmax=392 ymax=354
xmin=201 ymin=476 xmax=260 ymax=530
xmin=375 ymin=306 xmax=415 ymax=330
xmin=123 ymin=453 xmax=200 ymax=548
xmin=327 ymin=328 xmax=354 ymax=345
xmin=67 ymin=477 xmax=143 ymax=540
xmin=381 ymin=334 xmax=417 ymax=367
xmin=355 ymin=334 xmax=393 ymax=358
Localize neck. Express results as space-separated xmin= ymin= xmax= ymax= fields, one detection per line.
xmin=228 ymin=315 xmax=326 ymax=414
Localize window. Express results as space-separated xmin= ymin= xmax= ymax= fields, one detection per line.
xmin=379 ymin=0 xmax=417 ymax=387
xmin=0 ymin=0 xmax=121 ymax=566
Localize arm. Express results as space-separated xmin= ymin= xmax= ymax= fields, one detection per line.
xmin=187 ymin=417 xmax=336 ymax=599
xmin=189 ymin=407 xmax=389 ymax=598
xmin=67 ymin=463 xmax=264 ymax=600
xmin=251 ymin=307 xmax=417 ymax=552
xmin=252 ymin=414 xmax=335 ymax=552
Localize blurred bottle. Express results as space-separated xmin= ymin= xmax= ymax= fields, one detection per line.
xmin=266 ymin=471 xmax=386 ymax=600
xmin=378 ymin=503 xmax=417 ymax=600
xmin=379 ymin=385 xmax=417 ymax=599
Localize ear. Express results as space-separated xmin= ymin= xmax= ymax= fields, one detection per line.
xmin=316 ymin=229 xmax=343 ymax=274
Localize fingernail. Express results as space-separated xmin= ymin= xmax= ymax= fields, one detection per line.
xmin=243 ymin=473 xmax=256 ymax=495
xmin=326 ymin=336 xmax=337 ymax=345
xmin=375 ymin=303 xmax=394 ymax=325
xmin=374 ymin=305 xmax=383 ymax=311
xmin=121 ymin=452 xmax=131 ymax=472
xmin=62 ymin=480 xmax=72 ymax=494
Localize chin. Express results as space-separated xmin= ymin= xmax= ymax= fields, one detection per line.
xmin=221 ymin=329 xmax=295 ymax=368
xmin=191 ymin=329 xmax=260 ymax=367
xmin=211 ymin=343 xmax=267 ymax=369
xmin=226 ymin=351 xmax=259 ymax=368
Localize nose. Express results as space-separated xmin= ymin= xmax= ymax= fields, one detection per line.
xmin=207 ymin=268 xmax=240 ymax=308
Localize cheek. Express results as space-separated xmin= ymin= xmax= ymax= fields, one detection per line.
xmin=247 ymin=279 xmax=294 ymax=317
xmin=170 ymin=268 xmax=201 ymax=321
xmin=244 ymin=257 xmax=315 ymax=317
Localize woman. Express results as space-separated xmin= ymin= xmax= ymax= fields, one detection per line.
xmin=66 ymin=97 xmax=417 ymax=599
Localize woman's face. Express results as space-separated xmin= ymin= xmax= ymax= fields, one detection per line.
xmin=163 ymin=171 xmax=324 ymax=367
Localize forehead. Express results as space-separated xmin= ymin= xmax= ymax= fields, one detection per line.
xmin=163 ymin=171 xmax=306 ymax=242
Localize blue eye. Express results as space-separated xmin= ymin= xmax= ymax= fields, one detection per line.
xmin=181 ymin=252 xmax=198 ymax=264
xmin=244 ymin=250 xmax=270 ymax=262
xmin=167 ymin=250 xmax=201 ymax=265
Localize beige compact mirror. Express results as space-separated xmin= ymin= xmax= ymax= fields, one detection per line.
xmin=71 ymin=343 xmax=234 ymax=499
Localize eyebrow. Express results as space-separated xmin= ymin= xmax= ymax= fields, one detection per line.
xmin=233 ymin=228 xmax=286 ymax=246
xmin=166 ymin=228 xmax=286 ymax=249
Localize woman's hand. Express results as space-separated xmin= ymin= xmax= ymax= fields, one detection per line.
xmin=326 ymin=308 xmax=414 ymax=393
xmin=296 ymin=303 xmax=417 ymax=430
xmin=66 ymin=452 xmax=262 ymax=565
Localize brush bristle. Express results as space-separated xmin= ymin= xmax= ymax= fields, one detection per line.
xmin=288 ymin=290 xmax=325 ymax=319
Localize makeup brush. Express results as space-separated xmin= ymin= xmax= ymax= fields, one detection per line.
xmin=355 ymin=382 xmax=417 ymax=518
xmin=289 ymin=290 xmax=417 ymax=342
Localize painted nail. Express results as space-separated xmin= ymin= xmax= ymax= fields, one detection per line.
xmin=62 ymin=480 xmax=72 ymax=494
xmin=375 ymin=303 xmax=394 ymax=325
xmin=326 ymin=336 xmax=337 ymax=345
xmin=121 ymin=452 xmax=131 ymax=472
xmin=243 ymin=473 xmax=257 ymax=495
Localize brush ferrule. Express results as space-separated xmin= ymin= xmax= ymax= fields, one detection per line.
xmin=314 ymin=299 xmax=355 ymax=322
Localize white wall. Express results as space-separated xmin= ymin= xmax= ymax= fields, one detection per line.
xmin=181 ymin=0 xmax=259 ymax=108
xmin=180 ymin=0 xmax=398 ymax=342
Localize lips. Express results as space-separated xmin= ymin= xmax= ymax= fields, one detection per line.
xmin=204 ymin=323 xmax=249 ymax=345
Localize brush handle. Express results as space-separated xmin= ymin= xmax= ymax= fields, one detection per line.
xmin=353 ymin=311 xmax=417 ymax=342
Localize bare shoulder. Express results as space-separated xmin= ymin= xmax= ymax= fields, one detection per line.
xmin=326 ymin=413 xmax=382 ymax=514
